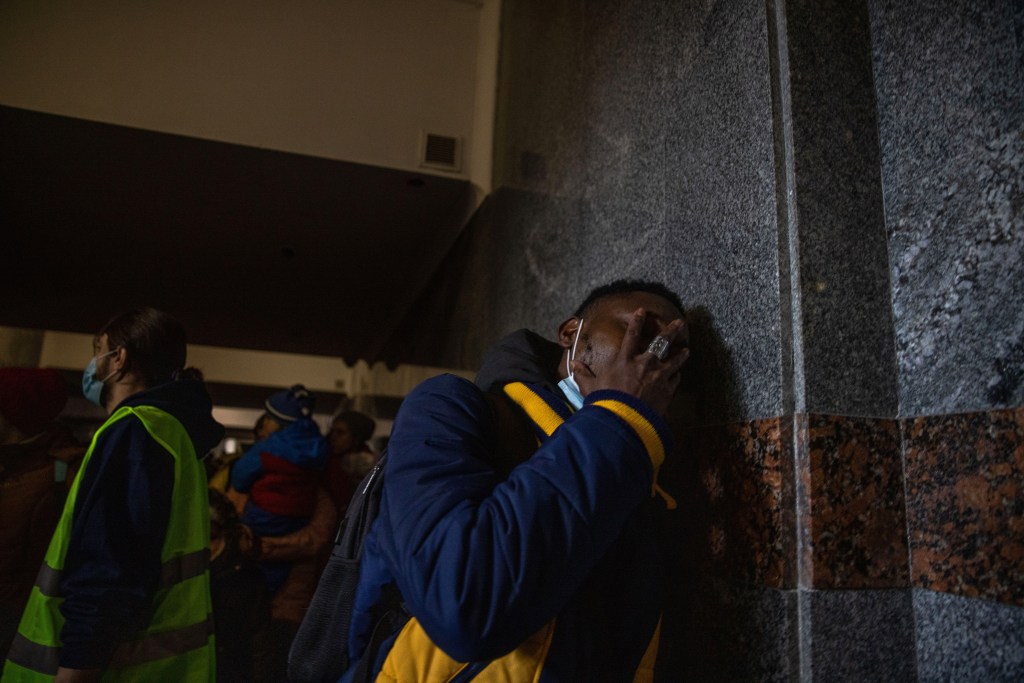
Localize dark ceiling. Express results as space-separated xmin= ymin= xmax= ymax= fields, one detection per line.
xmin=0 ymin=105 xmax=474 ymax=364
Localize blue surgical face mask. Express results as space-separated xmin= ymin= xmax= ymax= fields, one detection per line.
xmin=82 ymin=350 xmax=117 ymax=406
xmin=557 ymin=319 xmax=585 ymax=410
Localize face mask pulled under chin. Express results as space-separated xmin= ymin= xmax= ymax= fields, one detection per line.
xmin=82 ymin=351 xmax=117 ymax=407
xmin=557 ymin=318 xmax=585 ymax=410
xmin=558 ymin=375 xmax=585 ymax=410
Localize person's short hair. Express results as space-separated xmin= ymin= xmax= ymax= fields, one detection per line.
xmin=99 ymin=307 xmax=188 ymax=387
xmin=573 ymin=279 xmax=685 ymax=319
xmin=333 ymin=410 xmax=376 ymax=444
xmin=208 ymin=487 xmax=241 ymax=533
xmin=253 ymin=413 xmax=274 ymax=439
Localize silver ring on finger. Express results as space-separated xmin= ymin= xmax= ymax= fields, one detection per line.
xmin=646 ymin=335 xmax=671 ymax=361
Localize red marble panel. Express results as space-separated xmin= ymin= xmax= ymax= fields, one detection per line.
xmin=800 ymin=414 xmax=909 ymax=588
xmin=664 ymin=417 xmax=795 ymax=589
xmin=664 ymin=407 xmax=1023 ymax=606
xmin=903 ymin=407 xmax=1024 ymax=606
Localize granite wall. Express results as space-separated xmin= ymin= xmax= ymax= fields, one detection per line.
xmin=388 ymin=0 xmax=1024 ymax=679
xmin=868 ymin=0 xmax=1024 ymax=679
xmin=870 ymin=0 xmax=1024 ymax=418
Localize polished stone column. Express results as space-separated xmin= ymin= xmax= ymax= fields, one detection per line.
xmin=388 ymin=0 xmax=1024 ymax=679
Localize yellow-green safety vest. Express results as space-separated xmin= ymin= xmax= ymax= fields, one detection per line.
xmin=2 ymin=405 xmax=215 ymax=682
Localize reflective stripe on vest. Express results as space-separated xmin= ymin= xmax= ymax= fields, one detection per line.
xmin=31 ymin=547 xmax=210 ymax=599
xmin=6 ymin=613 xmax=214 ymax=676
xmin=2 ymin=405 xmax=214 ymax=683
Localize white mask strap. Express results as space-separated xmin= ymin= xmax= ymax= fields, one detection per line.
xmin=97 ymin=349 xmax=118 ymax=383
xmin=566 ymin=318 xmax=583 ymax=378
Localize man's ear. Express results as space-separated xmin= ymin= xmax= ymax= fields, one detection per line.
xmin=111 ymin=345 xmax=128 ymax=375
xmin=556 ymin=317 xmax=581 ymax=349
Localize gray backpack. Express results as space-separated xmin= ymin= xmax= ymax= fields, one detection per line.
xmin=287 ymin=453 xmax=405 ymax=683
xmin=288 ymin=389 xmax=532 ymax=682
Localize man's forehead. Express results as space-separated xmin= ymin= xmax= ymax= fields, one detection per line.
xmin=590 ymin=291 xmax=684 ymax=320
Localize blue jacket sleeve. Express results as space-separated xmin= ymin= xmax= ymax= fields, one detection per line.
xmin=58 ymin=416 xmax=175 ymax=669
xmin=229 ymin=442 xmax=266 ymax=493
xmin=376 ymin=375 xmax=670 ymax=662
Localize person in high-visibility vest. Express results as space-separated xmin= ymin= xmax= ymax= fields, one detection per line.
xmin=2 ymin=308 xmax=224 ymax=683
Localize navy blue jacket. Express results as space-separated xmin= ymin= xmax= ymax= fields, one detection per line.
xmin=344 ymin=330 xmax=673 ymax=681
xmin=58 ymin=379 xmax=223 ymax=669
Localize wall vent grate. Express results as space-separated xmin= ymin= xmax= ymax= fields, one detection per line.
xmin=420 ymin=132 xmax=462 ymax=172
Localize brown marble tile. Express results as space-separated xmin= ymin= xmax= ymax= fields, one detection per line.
xmin=798 ymin=414 xmax=909 ymax=589
xmin=664 ymin=417 xmax=795 ymax=589
xmin=663 ymin=407 xmax=1024 ymax=607
xmin=903 ymin=407 xmax=1024 ymax=606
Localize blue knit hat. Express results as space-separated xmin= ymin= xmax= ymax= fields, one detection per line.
xmin=265 ymin=384 xmax=314 ymax=422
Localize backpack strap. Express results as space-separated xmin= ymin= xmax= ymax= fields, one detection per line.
xmin=314 ymin=383 xmax=543 ymax=683
xmin=350 ymin=388 xmax=540 ymax=680
xmin=481 ymin=389 xmax=541 ymax=478
xmin=350 ymin=583 xmax=408 ymax=683
xmin=288 ymin=454 xmax=390 ymax=683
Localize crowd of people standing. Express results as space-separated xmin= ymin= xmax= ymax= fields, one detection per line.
xmin=1 ymin=277 xmax=689 ymax=682
xmin=0 ymin=308 xmax=380 ymax=683
xmin=206 ymin=387 xmax=380 ymax=683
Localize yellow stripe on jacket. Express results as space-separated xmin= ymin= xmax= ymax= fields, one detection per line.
xmin=376 ymin=618 xmax=555 ymax=682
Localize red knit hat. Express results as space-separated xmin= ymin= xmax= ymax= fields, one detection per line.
xmin=0 ymin=367 xmax=69 ymax=436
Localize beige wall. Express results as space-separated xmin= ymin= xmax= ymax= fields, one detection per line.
xmin=34 ymin=329 xmax=471 ymax=399
xmin=0 ymin=0 xmax=498 ymax=191
xmin=0 ymin=328 xmax=44 ymax=367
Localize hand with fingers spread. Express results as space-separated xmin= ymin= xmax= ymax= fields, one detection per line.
xmin=571 ymin=307 xmax=690 ymax=415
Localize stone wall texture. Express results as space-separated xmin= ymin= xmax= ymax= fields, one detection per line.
xmin=869 ymin=0 xmax=1024 ymax=416
xmin=391 ymin=0 xmax=1024 ymax=679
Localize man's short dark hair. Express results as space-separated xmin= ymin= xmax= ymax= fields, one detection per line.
xmin=334 ymin=410 xmax=377 ymax=445
xmin=99 ymin=307 xmax=187 ymax=387
xmin=573 ymin=279 xmax=685 ymax=318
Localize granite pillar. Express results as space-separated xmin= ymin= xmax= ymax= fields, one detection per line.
xmin=386 ymin=0 xmax=1024 ymax=679
xmin=869 ymin=0 xmax=1024 ymax=678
